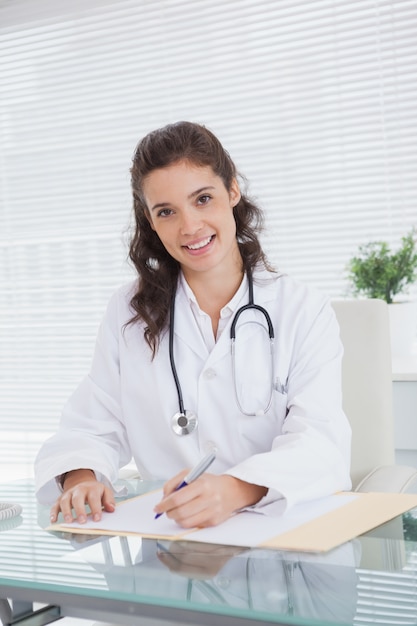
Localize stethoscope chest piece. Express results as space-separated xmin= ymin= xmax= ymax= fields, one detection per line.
xmin=172 ymin=410 xmax=198 ymax=436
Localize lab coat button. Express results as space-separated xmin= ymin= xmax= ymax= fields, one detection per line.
xmin=203 ymin=368 xmax=216 ymax=380
xmin=204 ymin=441 xmax=217 ymax=454
xmin=216 ymin=576 xmax=231 ymax=589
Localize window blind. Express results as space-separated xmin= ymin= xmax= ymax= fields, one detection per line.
xmin=355 ymin=567 xmax=417 ymax=625
xmin=1 ymin=0 xmax=416 ymax=479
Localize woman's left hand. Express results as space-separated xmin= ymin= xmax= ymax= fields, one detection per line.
xmin=153 ymin=472 xmax=267 ymax=528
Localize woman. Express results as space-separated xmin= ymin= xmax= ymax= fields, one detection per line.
xmin=35 ymin=121 xmax=352 ymax=528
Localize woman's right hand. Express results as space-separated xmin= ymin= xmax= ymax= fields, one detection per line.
xmin=49 ymin=469 xmax=115 ymax=524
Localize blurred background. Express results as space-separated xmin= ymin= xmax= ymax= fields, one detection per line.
xmin=1 ymin=0 xmax=416 ymax=480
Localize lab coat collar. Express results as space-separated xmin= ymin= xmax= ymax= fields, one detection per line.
xmin=179 ymin=271 xmax=248 ymax=320
xmin=173 ymin=267 xmax=281 ymax=364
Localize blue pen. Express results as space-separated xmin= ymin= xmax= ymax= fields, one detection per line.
xmin=155 ymin=450 xmax=216 ymax=519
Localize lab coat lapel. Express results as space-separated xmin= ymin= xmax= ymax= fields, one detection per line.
xmin=173 ymin=287 xmax=209 ymax=359
xmin=172 ymin=269 xmax=280 ymax=365
xmin=206 ymin=271 xmax=281 ymax=366
xmin=172 ymin=281 xmax=234 ymax=364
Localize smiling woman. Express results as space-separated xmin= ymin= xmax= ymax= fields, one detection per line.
xmin=128 ymin=122 xmax=272 ymax=356
xmin=34 ymin=121 xmax=352 ymax=531
xmin=143 ymin=161 xmax=242 ymax=333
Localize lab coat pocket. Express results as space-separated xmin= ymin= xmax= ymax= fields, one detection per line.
xmin=237 ymin=388 xmax=288 ymax=451
xmin=233 ymin=351 xmax=289 ymax=451
xmin=232 ymin=330 xmax=274 ymax=418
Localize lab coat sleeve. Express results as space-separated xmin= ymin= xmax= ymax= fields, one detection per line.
xmin=224 ymin=295 xmax=352 ymax=513
xmin=34 ymin=288 xmax=132 ymax=505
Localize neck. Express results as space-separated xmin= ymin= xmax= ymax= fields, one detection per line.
xmin=183 ymin=264 xmax=245 ymax=335
xmin=189 ymin=269 xmax=243 ymax=307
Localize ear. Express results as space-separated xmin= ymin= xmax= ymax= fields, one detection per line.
xmin=229 ymin=178 xmax=241 ymax=207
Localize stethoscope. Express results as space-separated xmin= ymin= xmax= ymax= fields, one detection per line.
xmin=170 ymin=267 xmax=275 ymax=436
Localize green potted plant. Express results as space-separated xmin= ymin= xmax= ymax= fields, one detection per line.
xmin=347 ymin=229 xmax=417 ymax=356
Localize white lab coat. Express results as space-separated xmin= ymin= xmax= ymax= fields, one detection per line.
xmin=35 ymin=268 xmax=352 ymax=510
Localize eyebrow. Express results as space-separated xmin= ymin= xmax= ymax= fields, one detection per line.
xmin=150 ymin=186 xmax=216 ymax=213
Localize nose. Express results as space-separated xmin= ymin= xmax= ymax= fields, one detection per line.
xmin=179 ymin=209 xmax=203 ymax=236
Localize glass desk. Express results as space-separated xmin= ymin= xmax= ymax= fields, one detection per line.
xmin=1 ymin=481 xmax=417 ymax=626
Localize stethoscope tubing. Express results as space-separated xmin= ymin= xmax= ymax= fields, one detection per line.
xmin=169 ymin=294 xmax=186 ymax=416
xmin=230 ymin=267 xmax=274 ymax=340
xmin=230 ymin=302 xmax=274 ymax=340
xmin=169 ymin=267 xmax=275 ymax=433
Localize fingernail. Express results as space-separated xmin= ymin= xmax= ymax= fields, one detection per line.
xmin=64 ymin=515 xmax=72 ymax=523
xmin=78 ymin=515 xmax=86 ymax=524
xmin=50 ymin=515 xmax=56 ymax=522
xmin=93 ymin=513 xmax=100 ymax=522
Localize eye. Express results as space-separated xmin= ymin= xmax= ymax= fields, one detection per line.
xmin=157 ymin=208 xmax=174 ymax=218
xmin=197 ymin=194 xmax=211 ymax=205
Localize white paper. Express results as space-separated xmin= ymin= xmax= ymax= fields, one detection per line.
xmin=188 ymin=494 xmax=357 ymax=547
xmin=60 ymin=490 xmax=183 ymax=537
xmin=58 ymin=490 xmax=358 ymax=548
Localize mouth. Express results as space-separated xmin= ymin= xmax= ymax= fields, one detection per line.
xmin=184 ymin=235 xmax=214 ymax=251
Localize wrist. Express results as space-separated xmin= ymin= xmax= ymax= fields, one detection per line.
xmin=223 ymin=475 xmax=268 ymax=511
xmin=58 ymin=468 xmax=95 ymax=491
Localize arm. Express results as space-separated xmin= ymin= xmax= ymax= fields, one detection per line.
xmin=224 ymin=293 xmax=352 ymax=512
xmin=35 ymin=286 xmax=134 ymax=507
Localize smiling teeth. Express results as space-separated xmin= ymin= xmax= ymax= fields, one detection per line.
xmin=186 ymin=236 xmax=212 ymax=250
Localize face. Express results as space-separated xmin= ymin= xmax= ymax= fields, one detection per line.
xmin=143 ymin=160 xmax=242 ymax=281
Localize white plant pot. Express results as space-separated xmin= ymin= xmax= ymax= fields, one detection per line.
xmin=388 ymin=301 xmax=417 ymax=356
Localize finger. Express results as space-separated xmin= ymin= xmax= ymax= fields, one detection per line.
xmin=154 ymin=469 xmax=190 ymax=516
xmin=155 ymin=479 xmax=198 ymax=517
xmin=49 ymin=501 xmax=61 ymax=523
xmin=162 ymin=469 xmax=188 ymax=497
xmin=168 ymin=501 xmax=212 ymax=529
xmin=179 ymin=495 xmax=230 ymax=528
xmin=102 ymin=487 xmax=116 ymax=514
xmin=164 ymin=488 xmax=206 ymax=524
xmin=70 ymin=488 xmax=90 ymax=523
xmin=87 ymin=488 xmax=105 ymax=522
xmin=59 ymin=493 xmax=76 ymax=523
xmin=166 ymin=476 xmax=229 ymax=528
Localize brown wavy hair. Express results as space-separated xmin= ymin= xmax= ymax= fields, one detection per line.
xmin=128 ymin=121 xmax=271 ymax=356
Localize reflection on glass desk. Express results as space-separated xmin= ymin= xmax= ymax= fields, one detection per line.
xmin=1 ymin=481 xmax=417 ymax=626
